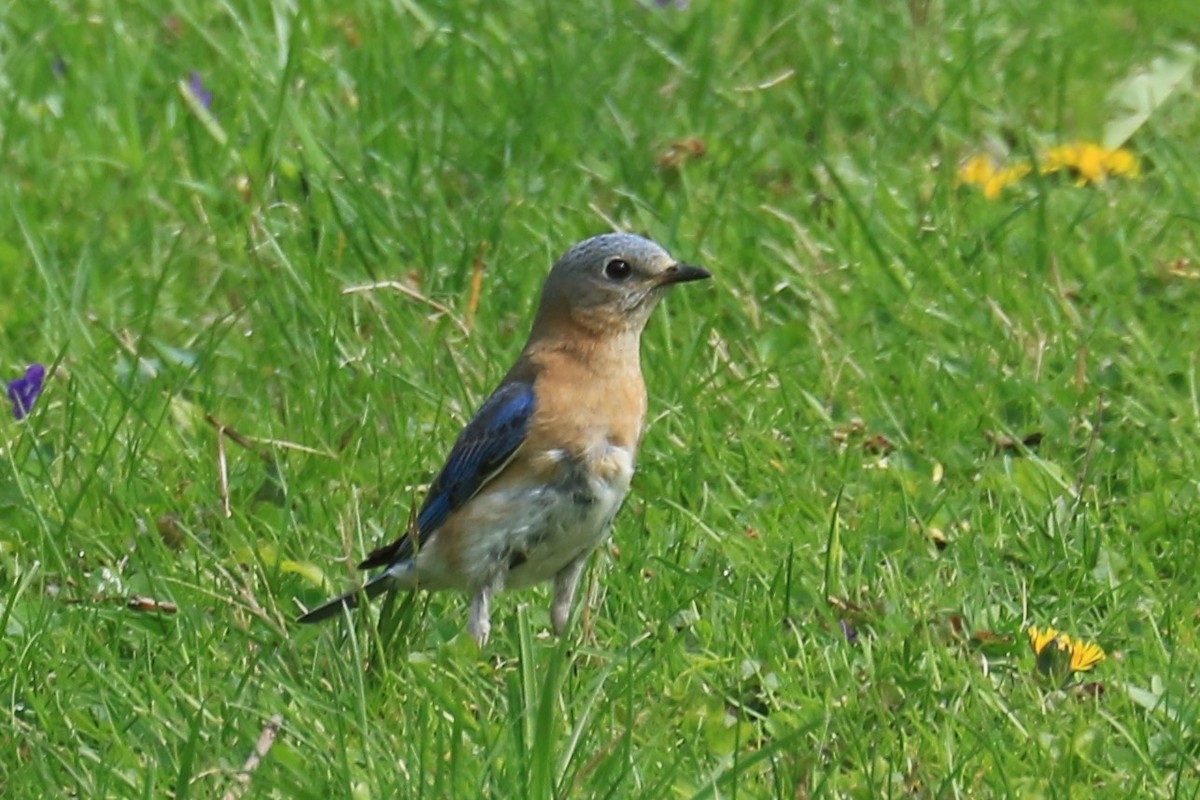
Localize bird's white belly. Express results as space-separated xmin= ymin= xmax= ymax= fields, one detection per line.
xmin=454 ymin=444 xmax=635 ymax=589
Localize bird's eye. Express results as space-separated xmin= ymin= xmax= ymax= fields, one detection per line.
xmin=604 ymin=259 xmax=633 ymax=281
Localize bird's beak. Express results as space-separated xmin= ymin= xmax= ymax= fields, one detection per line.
xmin=658 ymin=262 xmax=712 ymax=286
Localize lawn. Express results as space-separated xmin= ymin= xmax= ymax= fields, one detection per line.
xmin=2 ymin=1 xmax=1199 ymax=797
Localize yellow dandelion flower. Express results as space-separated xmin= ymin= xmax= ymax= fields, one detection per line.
xmin=1039 ymin=141 xmax=1140 ymax=184
xmin=1078 ymin=143 xmax=1107 ymax=183
xmin=1102 ymin=147 xmax=1140 ymax=178
xmin=1027 ymin=625 xmax=1106 ymax=680
xmin=959 ymin=141 xmax=1138 ymax=198
xmin=959 ymin=154 xmax=1030 ymax=199
xmin=1067 ymin=638 xmax=1106 ymax=672
xmin=1027 ymin=625 xmax=1060 ymax=654
xmin=958 ymin=154 xmax=998 ymax=186
xmin=983 ymin=163 xmax=1031 ymax=199
xmin=1029 ymin=625 xmax=1069 ymax=675
xmin=1041 ymin=143 xmax=1079 ymax=175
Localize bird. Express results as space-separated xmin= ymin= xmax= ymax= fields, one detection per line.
xmin=297 ymin=232 xmax=710 ymax=645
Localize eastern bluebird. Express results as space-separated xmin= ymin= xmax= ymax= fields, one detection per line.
xmin=297 ymin=233 xmax=710 ymax=645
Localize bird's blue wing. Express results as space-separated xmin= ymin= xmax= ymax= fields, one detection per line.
xmin=418 ymin=380 xmax=536 ymax=532
xmin=357 ymin=381 xmax=536 ymax=570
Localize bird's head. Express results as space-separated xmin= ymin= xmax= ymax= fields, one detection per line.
xmin=534 ymin=233 xmax=710 ymax=338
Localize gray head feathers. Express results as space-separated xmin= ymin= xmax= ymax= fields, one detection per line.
xmin=532 ymin=233 xmax=708 ymax=335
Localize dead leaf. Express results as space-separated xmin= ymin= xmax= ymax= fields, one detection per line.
xmin=656 ymin=137 xmax=708 ymax=169
xmin=863 ymin=433 xmax=894 ymax=455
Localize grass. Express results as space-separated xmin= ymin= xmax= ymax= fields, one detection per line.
xmin=2 ymin=0 xmax=1199 ymax=796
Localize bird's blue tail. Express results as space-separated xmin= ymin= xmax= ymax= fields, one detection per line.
xmin=296 ymin=570 xmax=394 ymax=624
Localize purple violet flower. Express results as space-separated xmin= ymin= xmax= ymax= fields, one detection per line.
xmin=7 ymin=364 xmax=46 ymax=420
xmin=188 ymin=72 xmax=213 ymax=110
xmin=839 ymin=619 xmax=858 ymax=645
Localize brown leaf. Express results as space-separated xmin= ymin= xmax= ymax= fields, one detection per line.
xmin=656 ymin=137 xmax=708 ymax=170
xmin=969 ymin=630 xmax=1014 ymax=646
xmin=863 ymin=433 xmax=894 ymax=455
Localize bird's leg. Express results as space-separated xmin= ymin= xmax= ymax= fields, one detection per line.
xmin=551 ymin=555 xmax=589 ymax=635
xmin=467 ymin=585 xmax=493 ymax=646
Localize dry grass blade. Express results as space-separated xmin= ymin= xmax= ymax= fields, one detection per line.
xmin=215 ymin=421 xmax=231 ymax=519
xmin=466 ymin=243 xmax=488 ymax=331
xmin=220 ymin=713 xmax=284 ymax=800
xmin=343 ymin=279 xmax=470 ymax=336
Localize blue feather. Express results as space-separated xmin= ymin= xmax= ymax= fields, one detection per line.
xmin=356 ymin=380 xmax=535 ymax=570
xmin=422 ymin=381 xmax=536 ymax=528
